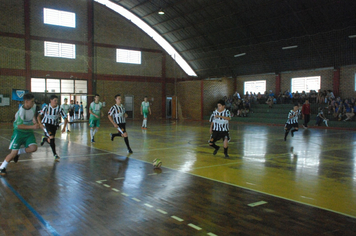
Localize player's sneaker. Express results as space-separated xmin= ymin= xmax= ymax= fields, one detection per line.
xmin=127 ymin=149 xmax=133 ymax=154
xmin=110 ymin=133 xmax=114 ymax=141
xmin=40 ymin=136 xmax=47 ymax=146
xmin=213 ymin=146 xmax=220 ymax=155
xmin=0 ymin=168 xmax=7 ymax=176
xmin=14 ymin=155 xmax=19 ymax=163
xmin=291 ymin=131 xmax=294 ymax=137
xmin=224 ymin=154 xmax=230 ymax=158
xmin=54 ymin=154 xmax=60 ymax=162
xmin=67 ymin=130 xmax=70 ymax=132
xmin=284 ymin=137 xmax=287 ymax=141
xmin=91 ymin=138 xmax=95 ymax=143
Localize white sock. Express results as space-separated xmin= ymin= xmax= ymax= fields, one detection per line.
xmin=18 ymin=148 xmax=26 ymax=155
xmin=0 ymin=160 xmax=9 ymax=169
xmin=142 ymin=120 xmax=145 ymax=127
xmin=90 ymin=129 xmax=93 ymax=139
xmin=93 ymin=129 xmax=97 ymax=136
xmin=144 ymin=119 xmax=147 ymax=127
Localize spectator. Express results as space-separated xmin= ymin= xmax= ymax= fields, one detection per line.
xmin=315 ymin=107 xmax=328 ymax=127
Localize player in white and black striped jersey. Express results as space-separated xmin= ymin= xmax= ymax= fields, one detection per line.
xmin=284 ymin=104 xmax=300 ymax=141
xmin=209 ymin=100 xmax=231 ymax=158
xmin=37 ymin=94 xmax=68 ymax=161
xmin=108 ymin=94 xmax=133 ymax=153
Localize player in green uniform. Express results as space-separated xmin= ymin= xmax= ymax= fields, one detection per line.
xmin=141 ymin=96 xmax=151 ymax=129
xmin=0 ymin=93 xmax=40 ymax=176
xmin=89 ymin=94 xmax=103 ymax=143
xmin=61 ymin=98 xmax=71 ymax=132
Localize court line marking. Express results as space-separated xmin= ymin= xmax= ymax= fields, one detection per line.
xmin=171 ymin=216 xmax=184 ymax=222
xmin=112 ymin=188 xmax=120 ymax=192
xmin=188 ymin=223 xmax=202 ymax=230
xmin=207 ymin=233 xmax=218 ymax=236
xmin=248 ymin=201 xmax=268 ymax=207
xmin=132 ymin=198 xmax=141 ymax=202
xmin=156 ymin=209 xmax=167 ymax=214
xmin=1 ymin=178 xmax=60 ymax=236
xmin=144 ymin=203 xmax=153 ymax=208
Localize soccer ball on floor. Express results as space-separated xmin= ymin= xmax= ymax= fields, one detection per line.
xmin=152 ymin=158 xmax=162 ymax=169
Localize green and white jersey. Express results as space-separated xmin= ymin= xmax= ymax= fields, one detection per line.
xmin=90 ymin=102 xmax=103 ymax=120
xmin=141 ymin=101 xmax=150 ymax=113
xmin=13 ymin=104 xmax=37 ymax=132
xmin=61 ymin=104 xmax=70 ymax=114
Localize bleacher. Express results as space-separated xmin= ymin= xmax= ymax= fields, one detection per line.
xmin=205 ymin=103 xmax=356 ymax=129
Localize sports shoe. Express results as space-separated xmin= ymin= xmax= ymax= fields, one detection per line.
xmin=40 ymin=136 xmax=47 ymax=146
xmin=291 ymin=132 xmax=294 ymax=137
xmin=302 ymin=124 xmax=306 ymax=129
xmin=91 ymin=138 xmax=95 ymax=143
xmin=54 ymin=154 xmax=60 ymax=162
xmin=224 ymin=154 xmax=230 ymax=158
xmin=14 ymin=155 xmax=19 ymax=163
xmin=127 ymin=149 xmax=133 ymax=154
xmin=284 ymin=137 xmax=287 ymax=141
xmin=67 ymin=130 xmax=70 ymax=132
xmin=0 ymin=168 xmax=7 ymax=176
xmin=110 ymin=133 xmax=114 ymax=141
xmin=213 ymin=146 xmax=220 ymax=155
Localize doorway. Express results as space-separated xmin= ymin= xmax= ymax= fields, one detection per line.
xmin=125 ymin=95 xmax=134 ymax=118
xmin=166 ymin=97 xmax=172 ymax=118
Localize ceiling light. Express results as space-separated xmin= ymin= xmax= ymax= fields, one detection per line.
xmin=348 ymin=35 xmax=356 ymax=39
xmin=234 ymin=53 xmax=246 ymax=57
xmin=158 ymin=8 xmax=165 ymax=15
xmin=282 ymin=45 xmax=298 ymax=50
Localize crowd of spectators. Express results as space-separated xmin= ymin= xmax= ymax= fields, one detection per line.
xmin=223 ymin=89 xmax=356 ymax=121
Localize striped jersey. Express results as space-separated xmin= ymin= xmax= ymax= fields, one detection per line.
xmin=209 ymin=109 xmax=230 ymax=131
xmin=108 ymin=104 xmax=126 ymax=124
xmin=40 ymin=105 xmax=67 ymax=125
xmin=286 ymin=110 xmax=300 ymax=124
xmin=13 ymin=104 xmax=37 ymax=132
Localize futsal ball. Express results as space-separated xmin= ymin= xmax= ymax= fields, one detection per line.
xmin=152 ymin=158 xmax=162 ymax=169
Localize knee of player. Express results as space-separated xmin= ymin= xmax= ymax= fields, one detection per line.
xmin=30 ymin=146 xmax=38 ymax=152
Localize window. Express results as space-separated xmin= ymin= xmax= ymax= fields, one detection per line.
xmin=75 ymin=80 xmax=87 ymax=93
xmin=354 ymin=74 xmax=356 ymax=91
xmin=31 ymin=78 xmax=46 ymax=92
xmin=244 ymin=80 xmax=266 ymax=94
xmin=43 ymin=8 xmax=76 ymax=28
xmin=31 ymin=78 xmax=87 ymax=94
xmin=116 ymin=49 xmax=141 ymax=64
xmin=47 ymin=79 xmax=60 ymax=93
xmin=44 ymin=41 xmax=76 ymax=59
xmin=61 ymin=80 xmax=74 ymax=93
xmin=291 ymin=76 xmax=320 ymax=93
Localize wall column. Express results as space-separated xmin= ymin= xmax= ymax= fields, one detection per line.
xmin=24 ymin=0 xmax=31 ymax=90
xmin=333 ymin=68 xmax=340 ymax=97
xmin=161 ymin=53 xmax=166 ymax=118
xmin=201 ymin=80 xmax=204 ymax=120
xmin=275 ymin=73 xmax=281 ymax=94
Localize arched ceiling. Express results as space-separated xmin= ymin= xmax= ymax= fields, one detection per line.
xmin=110 ymin=0 xmax=356 ymax=78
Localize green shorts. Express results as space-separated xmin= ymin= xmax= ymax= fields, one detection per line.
xmin=9 ymin=130 xmax=37 ymax=150
xmin=89 ymin=118 xmax=100 ymax=128
xmin=143 ymin=111 xmax=148 ymax=118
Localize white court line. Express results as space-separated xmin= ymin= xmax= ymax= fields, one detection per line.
xmin=171 ymin=216 xmax=184 ymax=222
xmin=103 ymin=184 xmax=110 ymax=188
xmin=121 ymin=193 xmax=129 ymax=196
xmin=114 ymin=177 xmax=125 ymax=180
xmin=144 ymin=203 xmax=153 ymax=208
xmin=156 ymin=209 xmax=167 ymax=214
xmin=207 ymin=233 xmax=218 ymax=236
xmin=188 ymin=223 xmax=202 ymax=231
xmin=248 ymin=201 xmax=267 ymax=207
xmin=132 ymin=198 xmax=141 ymax=202
xmin=112 ymin=188 xmax=120 ymax=192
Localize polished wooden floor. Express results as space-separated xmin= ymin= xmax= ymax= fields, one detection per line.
xmin=1 ymin=120 xmax=356 ymax=235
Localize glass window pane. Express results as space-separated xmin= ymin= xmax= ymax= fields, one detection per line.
xmin=31 ymin=78 xmax=46 ymax=92
xmin=75 ymin=80 xmax=87 ymax=93
xmin=244 ymin=80 xmax=266 ymax=94
xmin=61 ymin=80 xmax=74 ymax=93
xmin=43 ymin=8 xmax=76 ymax=28
xmin=116 ymin=49 xmax=141 ymax=64
xmin=47 ymin=79 xmax=60 ymax=93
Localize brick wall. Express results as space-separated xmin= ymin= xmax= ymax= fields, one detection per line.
xmin=340 ymin=65 xmax=356 ymax=98
xmin=177 ymin=81 xmax=201 ymax=120
xmin=203 ymin=78 xmax=235 ymax=116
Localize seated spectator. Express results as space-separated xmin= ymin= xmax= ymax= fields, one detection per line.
xmin=315 ymin=107 xmax=329 ymax=127
xmin=242 ymin=100 xmax=250 ymax=117
xmin=316 ymin=89 xmax=324 ymax=104
xmin=344 ymin=105 xmax=355 ymax=121
xmin=309 ymin=90 xmax=317 ymax=103
xmin=266 ymin=96 xmax=273 ymax=108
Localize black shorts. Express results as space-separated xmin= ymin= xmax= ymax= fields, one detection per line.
xmin=209 ymin=131 xmax=230 ymax=143
xmin=116 ymin=123 xmax=127 ymax=136
xmin=285 ymin=123 xmax=299 ymax=130
xmin=44 ymin=124 xmax=57 ymax=137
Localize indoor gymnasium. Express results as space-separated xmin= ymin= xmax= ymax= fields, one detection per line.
xmin=1 ymin=0 xmax=356 ymax=235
